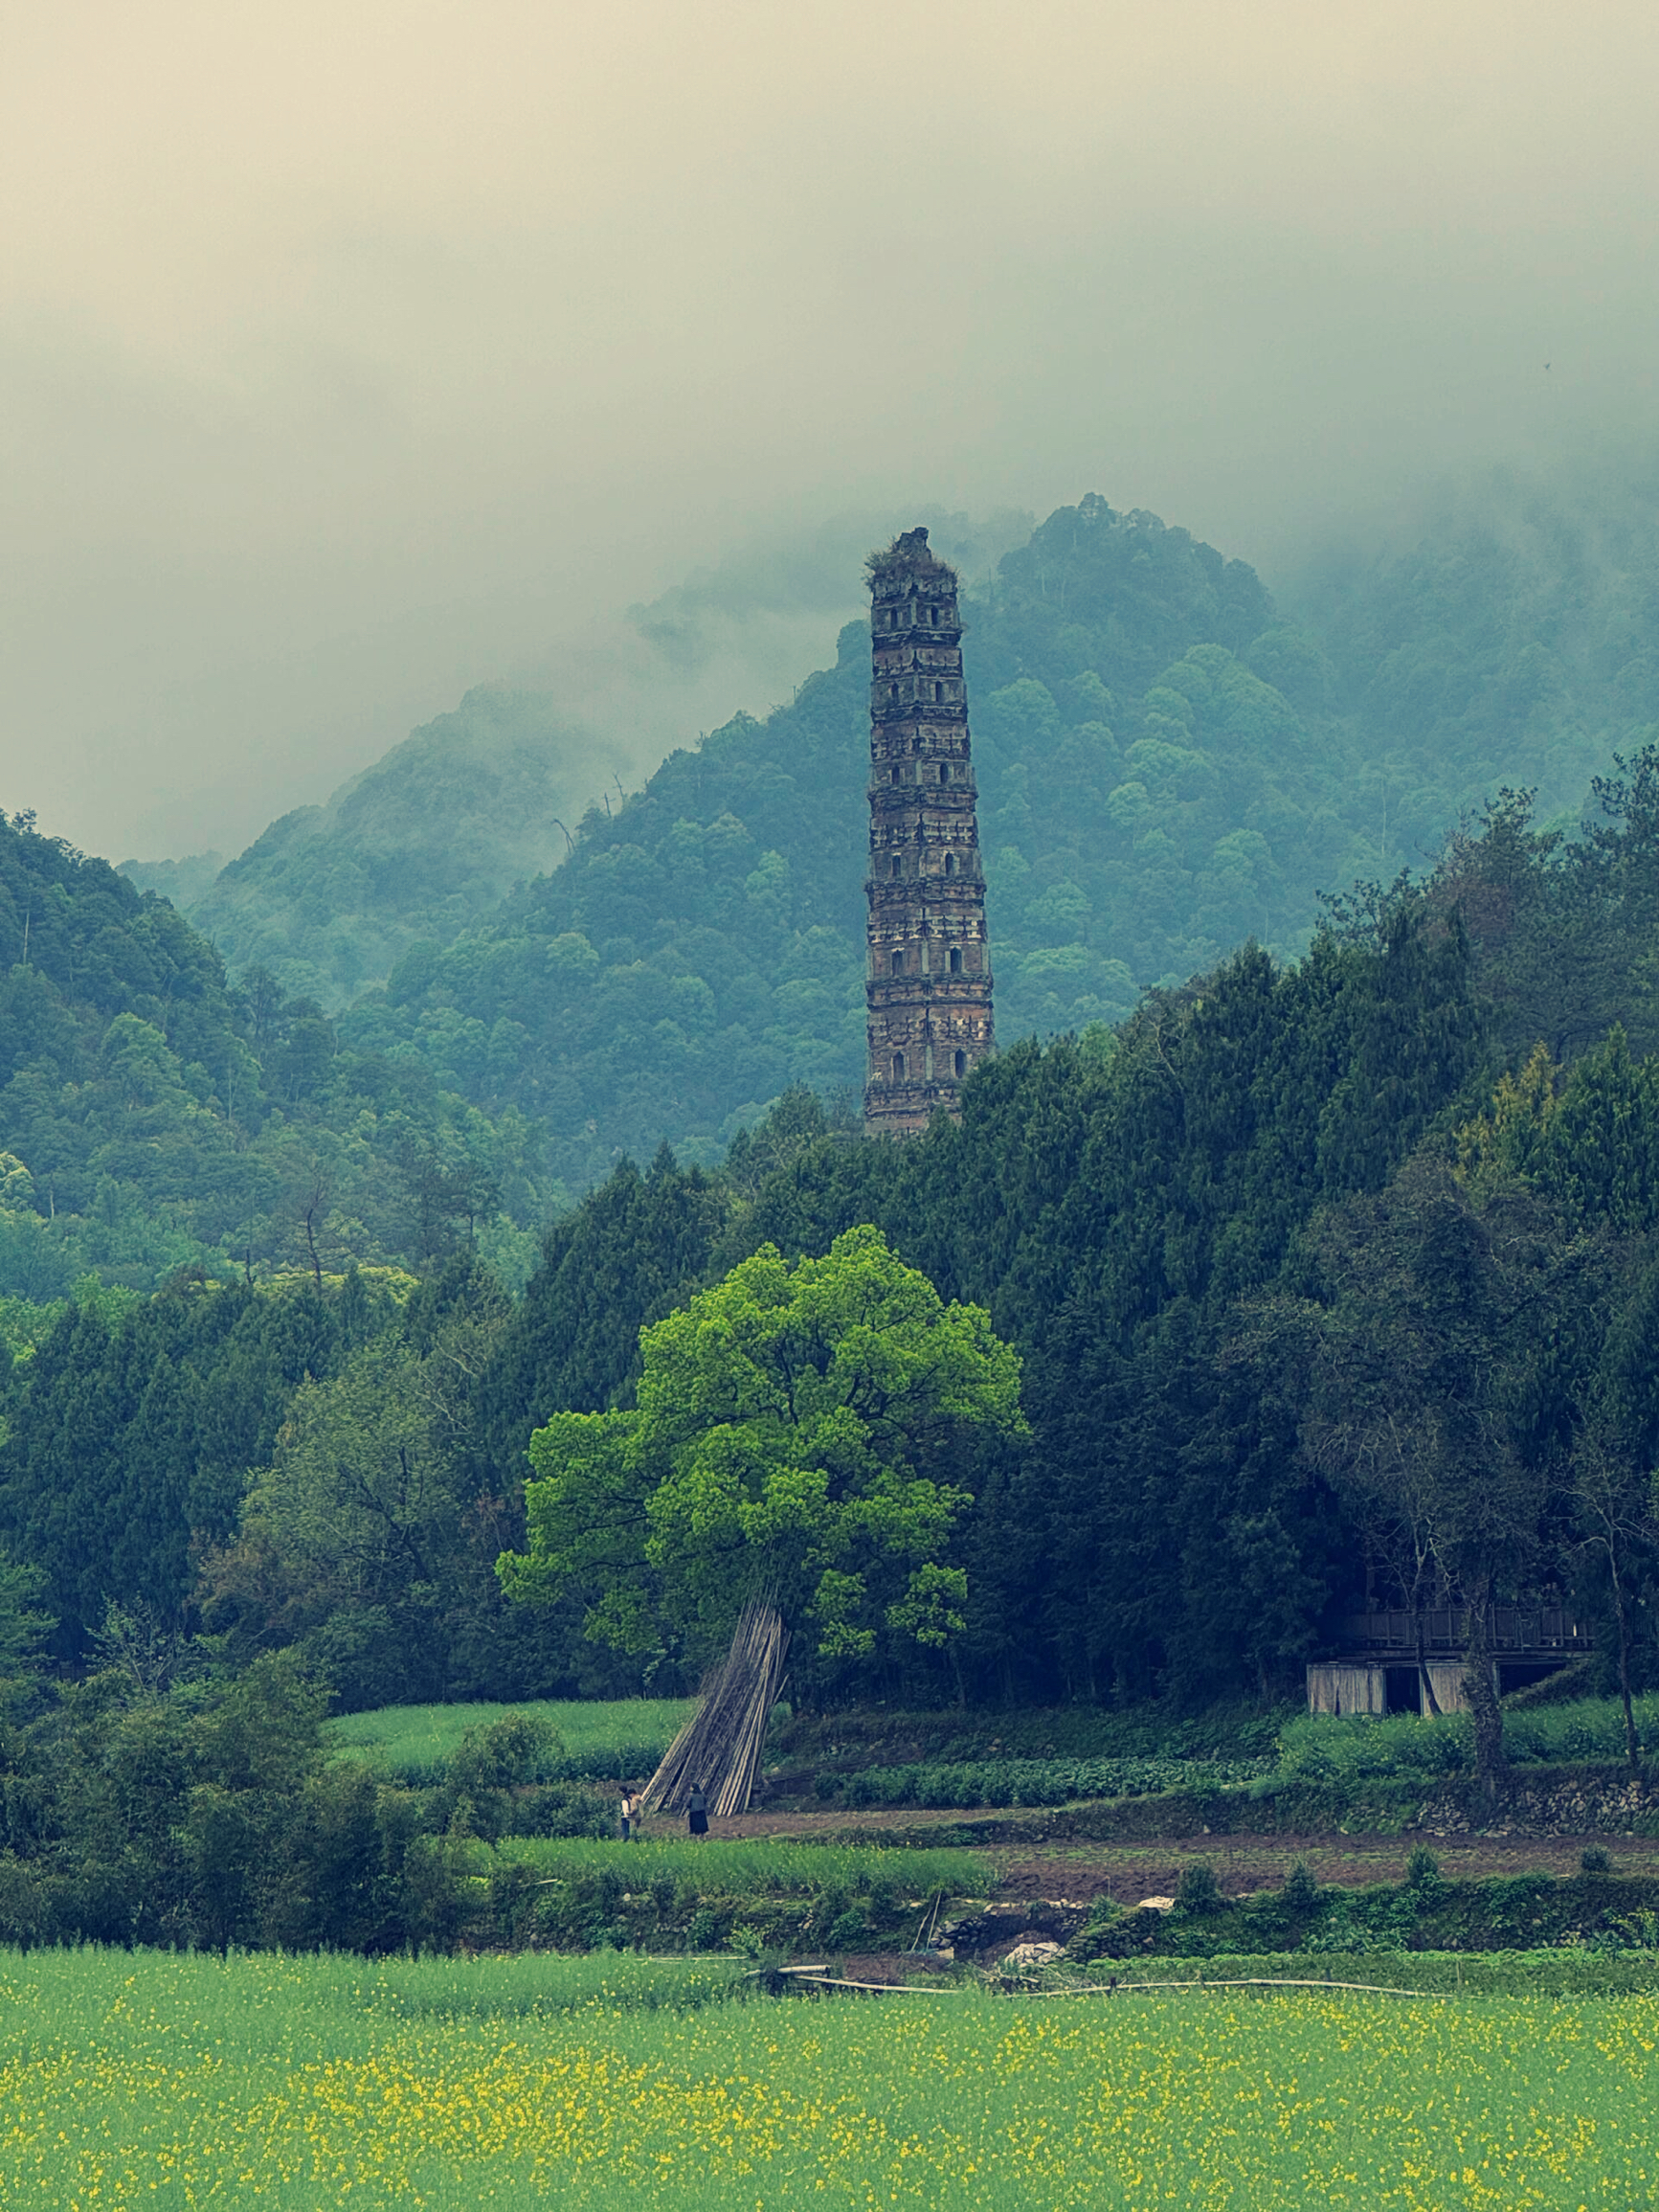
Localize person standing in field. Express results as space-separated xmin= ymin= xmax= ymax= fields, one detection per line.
xmin=687 ymin=1782 xmax=708 ymax=1838
xmin=617 ymin=1788 xmax=635 ymax=1841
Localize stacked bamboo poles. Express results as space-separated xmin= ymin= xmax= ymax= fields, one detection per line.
xmin=643 ymin=1599 xmax=791 ymax=1818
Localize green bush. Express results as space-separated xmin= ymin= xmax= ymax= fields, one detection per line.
xmin=1500 ymin=1696 xmax=1658 ymax=1764
xmin=1282 ymin=1861 xmax=1320 ymax=1911
xmin=1085 ymin=1868 xmax=1659 ymax=1961
xmin=504 ymin=1783 xmax=616 ymax=1840
xmin=1404 ymin=1845 xmax=1443 ymax=1896
xmin=1175 ymin=1862 xmax=1222 ymax=1915
xmin=1275 ymin=1712 xmax=1471 ymax=1782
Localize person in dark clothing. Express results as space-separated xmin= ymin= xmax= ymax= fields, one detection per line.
xmin=687 ymin=1783 xmax=708 ymax=1837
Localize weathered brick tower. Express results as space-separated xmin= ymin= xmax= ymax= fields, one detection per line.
xmin=863 ymin=527 xmax=995 ymax=1137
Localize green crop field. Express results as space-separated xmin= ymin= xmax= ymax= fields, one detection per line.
xmin=495 ymin=1832 xmax=988 ymax=1898
xmin=326 ymin=1697 xmax=695 ymax=1783
xmin=1 ymin=1946 xmax=1656 ymax=2208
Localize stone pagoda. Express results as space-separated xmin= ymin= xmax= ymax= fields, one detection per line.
xmin=863 ymin=527 xmax=995 ymax=1137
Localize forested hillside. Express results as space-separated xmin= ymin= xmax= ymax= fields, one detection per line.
xmin=0 ymin=811 xmax=554 ymax=1298
xmin=1300 ymin=470 xmax=1659 ymax=849
xmin=9 ymin=767 xmax=1659 ymax=1719
xmin=336 ymin=502 xmax=1316 ymax=1188
xmin=11 ymin=485 xmax=1659 ymax=1296
xmin=336 ymin=490 xmax=1657 ymax=1191
xmin=133 ymin=686 xmax=621 ymax=1012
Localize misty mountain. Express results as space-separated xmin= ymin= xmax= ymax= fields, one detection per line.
xmin=126 ymin=687 xmax=624 ymax=1011
xmin=335 ymin=485 xmax=1659 ymax=1193
xmin=119 ymin=851 xmax=225 ymax=909
xmin=0 ymin=469 xmax=1649 ymax=1302
xmin=1293 ymin=468 xmax=1659 ymax=846
xmin=338 ymin=499 xmax=1342 ymax=1187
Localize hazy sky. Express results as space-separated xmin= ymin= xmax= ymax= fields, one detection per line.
xmin=5 ymin=0 xmax=1657 ymax=860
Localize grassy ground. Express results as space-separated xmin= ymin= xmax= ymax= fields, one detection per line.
xmin=326 ymin=1697 xmax=694 ymax=1783
xmin=479 ymin=1835 xmax=988 ymax=1952
xmin=327 ymin=1688 xmax=1659 ymax=1803
xmin=1 ymin=1945 xmax=1656 ymax=2207
xmin=493 ymin=1833 xmax=986 ymax=1898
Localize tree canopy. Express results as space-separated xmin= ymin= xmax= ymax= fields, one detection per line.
xmin=499 ymin=1226 xmax=1025 ymax=1684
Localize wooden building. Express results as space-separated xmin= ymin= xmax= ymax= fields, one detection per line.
xmin=1306 ymin=1608 xmax=1591 ymax=1716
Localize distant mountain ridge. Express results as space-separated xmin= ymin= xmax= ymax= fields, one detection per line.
xmin=0 ymin=805 xmax=557 ymax=1298
xmin=124 ymin=686 xmax=622 ymax=1011
xmin=110 ymin=479 xmax=1659 ymax=1200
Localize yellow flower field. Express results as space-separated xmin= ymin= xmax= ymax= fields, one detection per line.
xmin=0 ymin=1948 xmax=1652 ymax=2209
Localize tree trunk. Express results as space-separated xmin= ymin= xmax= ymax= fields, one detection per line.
xmin=1461 ymin=1579 xmax=1507 ymax=1797
xmin=1411 ymin=1584 xmax=1443 ymax=1717
xmin=1609 ymin=1556 xmax=1641 ymax=1772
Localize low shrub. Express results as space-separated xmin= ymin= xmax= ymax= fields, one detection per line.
xmin=1501 ymin=1696 xmax=1658 ymax=1764
xmin=1275 ymin=1712 xmax=1471 ymax=1783
xmin=685 ymin=1906 xmax=723 ymax=1950
xmin=1083 ymin=1866 xmax=1659 ymax=1961
xmin=490 ymin=1836 xmax=983 ymax=1953
xmin=504 ymin=1783 xmax=617 ymax=1840
xmin=1175 ymin=1862 xmax=1222 ymax=1915
xmin=1404 ymin=1845 xmax=1443 ymax=1896
xmin=1282 ymin=1861 xmax=1320 ymax=1911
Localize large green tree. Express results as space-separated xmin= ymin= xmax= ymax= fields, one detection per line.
xmin=498 ymin=1226 xmax=1025 ymax=1685
xmin=1241 ymin=1152 xmax=1608 ymax=1782
xmin=198 ymin=1260 xmax=589 ymax=1707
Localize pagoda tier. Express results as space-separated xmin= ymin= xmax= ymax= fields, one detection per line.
xmin=863 ymin=528 xmax=995 ymax=1138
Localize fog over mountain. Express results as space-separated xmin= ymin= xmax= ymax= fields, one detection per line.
xmin=5 ymin=0 xmax=1656 ymax=859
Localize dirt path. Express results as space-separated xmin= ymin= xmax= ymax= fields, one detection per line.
xmin=998 ymin=1832 xmax=1659 ymax=1902
xmin=709 ymin=1807 xmax=983 ymax=1840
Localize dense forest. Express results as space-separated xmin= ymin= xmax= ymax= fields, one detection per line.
xmin=6 ymin=765 xmax=1659 ymax=1726
xmin=4 ymin=481 xmax=1659 ymax=1723
xmin=328 ymin=485 xmax=1659 ymax=1187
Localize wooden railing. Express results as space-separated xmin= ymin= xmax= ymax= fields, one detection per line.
xmin=1338 ymin=1609 xmax=1591 ymax=1656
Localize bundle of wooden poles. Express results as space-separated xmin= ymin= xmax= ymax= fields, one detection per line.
xmin=643 ymin=1598 xmax=791 ymax=1818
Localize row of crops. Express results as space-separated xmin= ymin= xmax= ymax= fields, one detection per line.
xmin=817 ymin=1752 xmax=1272 ymax=1808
